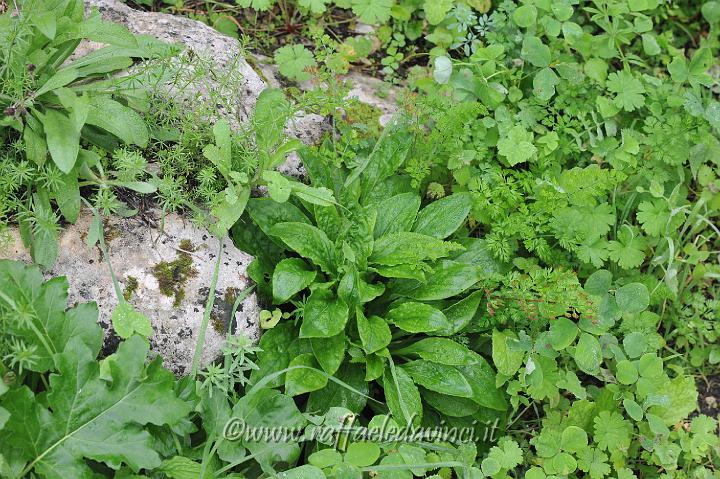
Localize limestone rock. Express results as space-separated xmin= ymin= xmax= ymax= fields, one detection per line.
xmin=84 ymin=0 xmax=328 ymax=146
xmin=254 ymin=54 xmax=399 ymax=128
xmin=0 ymin=210 xmax=259 ymax=375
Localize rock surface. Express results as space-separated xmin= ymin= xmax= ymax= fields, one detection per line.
xmin=0 ymin=210 xmax=259 ymax=375
xmin=84 ymin=0 xmax=396 ymax=152
xmin=85 ymin=0 xmax=328 ymax=154
xmin=255 ymin=54 xmax=399 ymax=127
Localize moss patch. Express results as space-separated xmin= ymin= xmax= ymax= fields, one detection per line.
xmin=211 ymin=287 xmax=240 ymax=334
xmin=122 ymin=276 xmax=139 ymax=301
xmin=152 ymin=240 xmax=197 ymax=308
xmin=103 ymin=219 xmax=121 ymax=243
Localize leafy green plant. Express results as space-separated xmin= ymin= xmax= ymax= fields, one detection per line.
xmin=0 ymin=260 xmax=189 ymax=477
xmin=0 ymin=0 xmax=171 ymax=267
xmin=490 ymin=270 xmax=718 ymax=478
xmin=235 ymin=119 xmax=512 ymax=432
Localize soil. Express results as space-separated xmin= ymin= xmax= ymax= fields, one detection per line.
xmin=697 ymin=374 xmax=720 ymax=418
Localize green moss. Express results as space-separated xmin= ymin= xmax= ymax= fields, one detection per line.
xmin=211 ymin=287 xmax=240 ymax=334
xmin=103 ymin=220 xmax=121 ymax=243
xmin=224 ymin=287 xmax=240 ymax=305
xmin=152 ymin=240 xmax=197 ymax=308
xmin=122 ymin=276 xmax=139 ymax=301
xmin=179 ymin=239 xmax=196 ymax=253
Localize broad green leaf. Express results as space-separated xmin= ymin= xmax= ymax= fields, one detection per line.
xmin=615 ymin=283 xmax=649 ymax=313
xmin=606 ymin=70 xmax=645 ymax=111
xmin=0 ymin=336 xmax=190 ymax=478
xmin=306 ymin=364 xmax=369 ymax=414
xmin=298 ymin=0 xmax=330 ymax=14
xmin=623 ymin=399 xmax=644 ymax=421
xmin=585 ymin=269 xmax=612 ymax=295
xmin=574 ymin=333 xmax=602 ymax=374
xmin=433 ymin=55 xmax=453 ymax=84
xmin=311 ymin=333 xmax=346 ymax=375
xmin=615 ymin=360 xmax=639 ymax=385
xmin=497 ymin=125 xmax=536 ymax=166
xmin=422 ymin=390 xmax=480 ymax=417
xmin=385 ymin=302 xmax=449 ymax=333
xmin=533 ymin=67 xmax=559 ymax=101
xmin=211 ymin=187 xmax=250 ymax=234
xmin=457 ymin=361 xmax=508 ymax=410
xmin=272 ymin=258 xmax=316 ymax=303
xmin=392 ymin=260 xmax=482 ymax=300
xmin=357 ymin=309 xmax=391 ymax=354
xmin=309 ymin=448 xmax=343 ymax=468
xmin=270 ymin=222 xmax=334 ymax=274
xmin=32 ymin=11 xmax=57 ymax=39
xmin=81 ymin=12 xmax=138 ymax=47
xmin=274 ymin=44 xmax=317 ymax=81
xmin=561 ymin=426 xmax=588 ymax=453
xmin=352 ymin=0 xmax=392 ymax=23
xmin=345 ymin=442 xmax=381 ymax=467
xmin=438 ymin=290 xmax=485 ymax=335
xmin=230 ymin=387 xmax=305 ymax=470
xmin=623 ymin=331 xmax=648 ymax=358
xmin=348 ymin=119 xmax=412 ymax=202
xmin=424 ymin=0 xmax=453 ymax=25
xmin=412 ymin=193 xmax=472 ymax=239
xmin=521 ymin=36 xmax=551 ymax=67
xmin=250 ymin=322 xmax=296 ymax=387
xmin=383 ymin=366 xmax=422 ymax=426
xmin=373 ymin=192 xmax=421 ymax=238
xmin=371 ymin=232 xmax=462 ymax=266
xmin=0 ymin=261 xmax=102 ymax=372
xmin=158 ymin=456 xmax=213 ymax=479
xmin=85 ymin=97 xmax=149 ymax=147
xmin=254 ymin=88 xmax=291 ymax=157
xmin=111 ymin=301 xmax=153 ymax=339
xmin=291 ymin=182 xmax=336 ymax=207
xmin=40 ymin=109 xmax=80 ymax=173
xmin=492 ymin=329 xmax=524 ymax=376
xmin=285 ymin=353 xmax=328 ymax=395
xmin=300 ymin=289 xmax=349 ymax=338
xmin=513 ymin=4 xmax=537 ymax=27
xmin=402 ymin=360 xmax=473 ymax=398
xmin=36 ymin=68 xmax=78 ymax=97
xmin=703 ymin=1 xmax=720 ymax=23
xmin=247 ymin=198 xmax=311 ymax=236
xmin=280 ymin=465 xmax=326 ymax=479
xmin=548 ymin=317 xmax=578 ymax=351
xmin=22 ymin=118 xmax=47 ymax=165
xmin=53 ymin=170 xmax=80 ymax=223
xmin=393 ymin=338 xmax=481 ymax=365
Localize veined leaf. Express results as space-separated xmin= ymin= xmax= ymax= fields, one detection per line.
xmin=373 ymin=192 xmax=421 ymax=238
xmin=402 ymin=360 xmax=473 ymax=398
xmin=412 ymin=193 xmax=472 ymax=239
xmin=383 ymin=365 xmax=422 ymax=426
xmin=299 ymin=288 xmax=349 ymax=338
xmin=270 ymin=222 xmax=335 ymax=274
xmin=370 ymin=232 xmax=463 ymax=266
xmin=39 ymin=109 xmax=80 ymax=173
xmin=386 ymin=302 xmax=450 ymax=333
xmin=85 ymin=96 xmax=149 ymax=147
xmin=0 ymin=337 xmax=190 ymax=478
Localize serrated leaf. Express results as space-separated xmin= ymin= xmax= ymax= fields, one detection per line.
xmin=274 ymin=44 xmax=317 ymax=81
xmin=0 ymin=336 xmax=190 ymax=477
xmin=352 ymin=0 xmax=392 ymax=24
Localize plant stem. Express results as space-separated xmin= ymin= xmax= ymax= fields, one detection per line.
xmin=191 ymin=237 xmax=225 ymax=377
